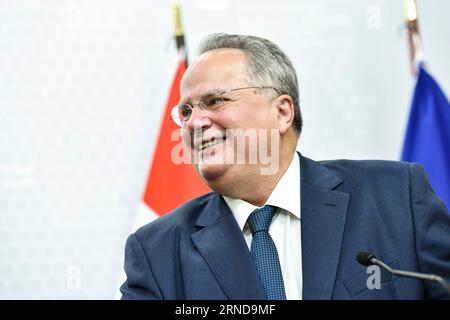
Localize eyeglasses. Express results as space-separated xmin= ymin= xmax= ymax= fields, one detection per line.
xmin=169 ymin=86 xmax=281 ymax=127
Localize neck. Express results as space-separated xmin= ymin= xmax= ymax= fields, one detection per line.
xmin=217 ymin=150 xmax=296 ymax=207
xmin=246 ymin=153 xmax=294 ymax=206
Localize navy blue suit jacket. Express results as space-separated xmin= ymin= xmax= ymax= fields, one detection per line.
xmin=121 ymin=154 xmax=450 ymax=299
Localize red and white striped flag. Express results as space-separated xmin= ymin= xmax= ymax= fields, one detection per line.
xmin=132 ymin=58 xmax=210 ymax=229
xmin=132 ymin=1 xmax=210 ymax=229
xmin=117 ymin=1 xmax=209 ymax=298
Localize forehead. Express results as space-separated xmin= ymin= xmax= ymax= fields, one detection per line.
xmin=180 ymin=49 xmax=250 ymax=100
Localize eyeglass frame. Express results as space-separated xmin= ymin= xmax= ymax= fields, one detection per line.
xmin=169 ymin=86 xmax=283 ymax=127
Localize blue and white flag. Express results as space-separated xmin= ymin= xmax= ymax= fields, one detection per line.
xmin=401 ymin=64 xmax=450 ymax=210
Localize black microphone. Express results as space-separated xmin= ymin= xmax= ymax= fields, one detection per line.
xmin=356 ymin=251 xmax=450 ymax=294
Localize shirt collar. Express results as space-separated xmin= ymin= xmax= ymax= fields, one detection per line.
xmin=223 ymin=153 xmax=301 ymax=232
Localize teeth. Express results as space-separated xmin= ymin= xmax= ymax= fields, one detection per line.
xmin=200 ymin=139 xmax=222 ymax=151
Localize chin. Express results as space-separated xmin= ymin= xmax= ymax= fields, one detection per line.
xmin=197 ymin=162 xmax=228 ymax=182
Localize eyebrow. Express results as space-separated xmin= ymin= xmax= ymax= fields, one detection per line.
xmin=180 ymin=88 xmax=225 ymax=106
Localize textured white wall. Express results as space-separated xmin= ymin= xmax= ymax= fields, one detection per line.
xmin=0 ymin=0 xmax=448 ymax=299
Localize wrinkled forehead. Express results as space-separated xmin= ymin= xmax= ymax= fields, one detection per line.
xmin=180 ymin=49 xmax=251 ymax=101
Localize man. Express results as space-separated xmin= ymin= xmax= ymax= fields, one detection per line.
xmin=121 ymin=33 xmax=450 ymax=299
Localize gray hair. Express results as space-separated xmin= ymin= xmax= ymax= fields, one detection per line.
xmin=198 ymin=33 xmax=302 ymax=134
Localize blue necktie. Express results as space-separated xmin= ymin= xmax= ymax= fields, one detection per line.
xmin=247 ymin=205 xmax=286 ymax=300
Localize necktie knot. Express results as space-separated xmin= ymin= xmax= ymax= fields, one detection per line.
xmin=247 ymin=205 xmax=277 ymax=235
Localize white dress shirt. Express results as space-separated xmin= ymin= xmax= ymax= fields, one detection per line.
xmin=223 ymin=154 xmax=302 ymax=300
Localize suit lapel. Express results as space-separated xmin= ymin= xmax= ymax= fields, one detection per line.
xmin=300 ymin=155 xmax=350 ymax=300
xmin=191 ymin=193 xmax=266 ymax=300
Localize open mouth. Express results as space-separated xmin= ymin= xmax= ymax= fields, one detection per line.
xmin=199 ymin=136 xmax=226 ymax=151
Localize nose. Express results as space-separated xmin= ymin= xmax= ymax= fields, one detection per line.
xmin=186 ymin=106 xmax=213 ymax=133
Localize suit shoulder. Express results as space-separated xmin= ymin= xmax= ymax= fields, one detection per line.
xmin=133 ymin=192 xmax=215 ymax=244
xmin=319 ymin=158 xmax=414 ymax=181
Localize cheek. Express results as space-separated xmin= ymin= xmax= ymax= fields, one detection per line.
xmin=210 ymin=102 xmax=276 ymax=131
xmin=214 ymin=105 xmax=254 ymax=128
xmin=181 ymin=130 xmax=193 ymax=150
xmin=228 ymin=105 xmax=277 ymax=129
xmin=259 ymin=104 xmax=279 ymax=128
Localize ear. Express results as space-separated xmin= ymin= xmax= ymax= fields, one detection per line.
xmin=275 ymin=95 xmax=295 ymax=135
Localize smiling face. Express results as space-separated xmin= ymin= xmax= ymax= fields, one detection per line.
xmin=180 ymin=49 xmax=283 ymax=195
